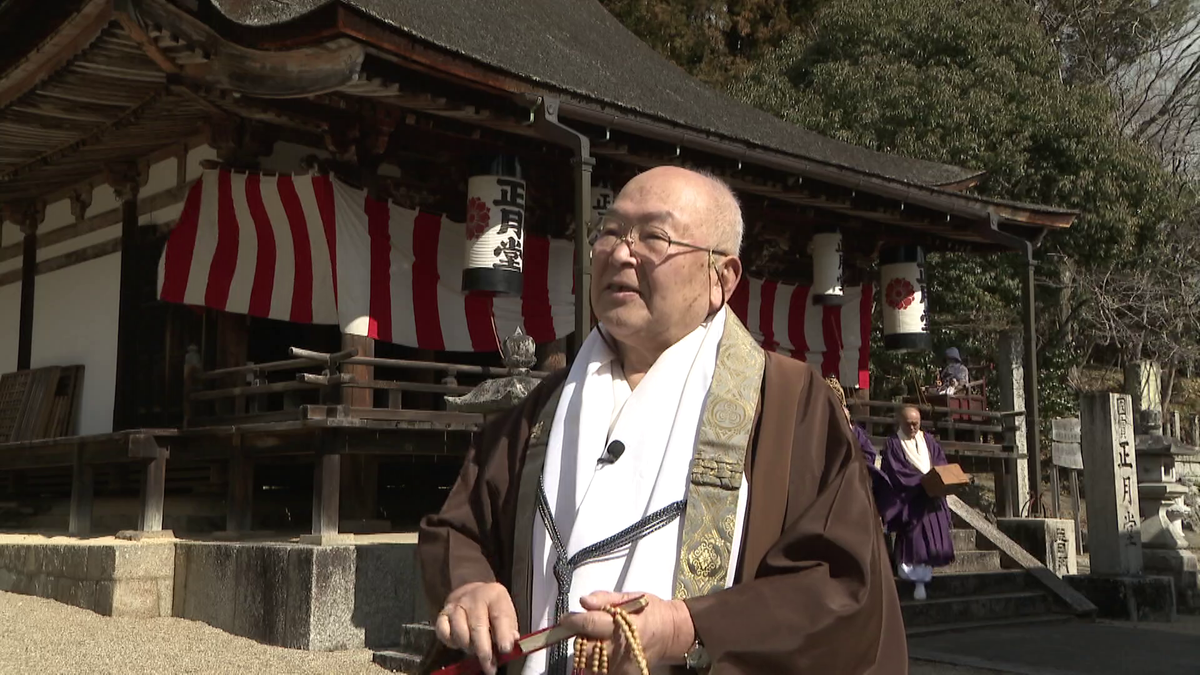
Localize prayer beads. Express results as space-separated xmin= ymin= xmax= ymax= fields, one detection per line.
xmin=571 ymin=605 xmax=648 ymax=675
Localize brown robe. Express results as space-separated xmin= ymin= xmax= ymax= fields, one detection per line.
xmin=418 ymin=353 xmax=908 ymax=674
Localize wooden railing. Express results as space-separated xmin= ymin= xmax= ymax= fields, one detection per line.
xmin=183 ymin=347 xmax=548 ymax=429
xmin=852 ymin=398 xmax=1026 ymax=517
xmin=851 ymin=399 xmax=1024 ymax=458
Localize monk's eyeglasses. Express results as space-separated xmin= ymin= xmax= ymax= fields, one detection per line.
xmin=589 ymin=215 xmax=731 ymax=265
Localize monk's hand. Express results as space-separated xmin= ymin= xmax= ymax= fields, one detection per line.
xmin=560 ymin=591 xmax=696 ymax=674
xmin=434 ymin=581 xmax=520 ymax=675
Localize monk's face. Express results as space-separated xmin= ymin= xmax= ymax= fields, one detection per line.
xmin=900 ymin=408 xmax=922 ymax=438
xmin=590 ymin=167 xmax=739 ymax=354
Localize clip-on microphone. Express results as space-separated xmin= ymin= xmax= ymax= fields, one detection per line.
xmin=598 ymin=440 xmax=625 ymax=465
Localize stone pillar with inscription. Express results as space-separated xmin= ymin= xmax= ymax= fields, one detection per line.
xmin=1124 ymin=361 xmax=1199 ymax=605
xmin=998 ymin=332 xmax=1032 ymax=517
xmin=1080 ymin=392 xmax=1143 ymax=576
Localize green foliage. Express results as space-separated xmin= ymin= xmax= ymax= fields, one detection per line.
xmin=726 ymin=0 xmax=1187 ymax=415
xmin=731 ymin=0 xmax=1179 ymax=261
xmin=598 ymin=0 xmax=821 ymax=86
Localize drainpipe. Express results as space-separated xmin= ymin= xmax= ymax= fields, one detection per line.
xmin=530 ymin=96 xmax=595 ymax=358
xmin=982 ymin=212 xmax=1043 ymax=513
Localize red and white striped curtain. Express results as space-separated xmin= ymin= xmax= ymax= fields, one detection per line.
xmin=157 ymin=169 xmax=872 ymax=387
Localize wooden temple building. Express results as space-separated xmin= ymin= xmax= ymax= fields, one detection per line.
xmin=0 ymin=0 xmax=1076 ymax=540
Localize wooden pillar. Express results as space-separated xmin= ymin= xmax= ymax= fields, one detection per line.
xmin=112 ymin=169 xmax=141 ymax=431
xmin=226 ymin=434 xmax=254 ymax=533
xmin=340 ymin=334 xmax=379 ymax=523
xmin=572 ymin=150 xmax=594 ymax=359
xmin=68 ymin=445 xmax=94 ymax=536
xmin=138 ymin=451 xmax=167 ymax=532
xmin=312 ymin=439 xmax=342 ymax=537
xmin=17 ymin=216 xmax=36 ymax=371
xmin=1021 ymin=261 xmax=1042 ymax=513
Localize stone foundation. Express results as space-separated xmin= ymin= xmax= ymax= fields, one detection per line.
xmin=996 ymin=518 xmax=1078 ymax=575
xmin=172 ymin=539 xmax=426 ymax=651
xmin=1063 ymin=574 xmax=1176 ymax=622
xmin=0 ymin=538 xmax=174 ymax=618
xmin=1143 ymin=548 xmax=1200 ymax=611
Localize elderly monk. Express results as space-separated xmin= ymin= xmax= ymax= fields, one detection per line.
xmin=880 ymin=405 xmax=956 ymax=601
xmin=418 ymin=166 xmax=906 ymax=675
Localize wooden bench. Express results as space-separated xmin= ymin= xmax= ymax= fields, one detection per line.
xmin=0 ymin=429 xmax=176 ymax=536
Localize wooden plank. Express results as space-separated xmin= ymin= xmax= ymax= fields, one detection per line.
xmin=0 ymin=237 xmax=123 ymax=288
xmin=0 ymin=371 xmax=33 ymax=442
xmin=68 ymin=445 xmax=94 ymax=536
xmin=1052 ymin=441 xmax=1084 ymax=470
xmin=198 ymin=358 xmax=313 ymax=381
xmin=189 ymin=379 xmax=320 ymax=402
xmin=343 ymin=355 xmax=549 ymax=379
xmin=339 ymin=407 xmax=484 ymax=427
xmin=0 ymin=183 xmax=192 ymax=266
xmin=864 ymin=436 xmax=1021 ymax=460
xmin=853 ymin=415 xmax=1001 ymax=435
xmin=13 ymin=367 xmax=60 ymax=441
xmin=186 ymin=409 xmax=306 ymax=428
xmin=342 ymin=380 xmax=475 ymax=395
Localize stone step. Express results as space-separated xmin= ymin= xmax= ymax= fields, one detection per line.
xmin=372 ymin=649 xmax=421 ymax=673
xmin=900 ymin=590 xmax=1056 ymax=628
xmin=937 ymin=549 xmax=1002 ymax=574
xmin=906 ymin=612 xmax=1074 ymax=638
xmin=395 ymin=622 xmax=437 ymax=657
xmin=895 ymin=570 xmax=1036 ymax=599
xmin=951 ymin=528 xmax=978 ymax=552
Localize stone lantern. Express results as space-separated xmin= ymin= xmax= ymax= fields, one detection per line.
xmin=445 ymin=327 xmax=540 ymax=418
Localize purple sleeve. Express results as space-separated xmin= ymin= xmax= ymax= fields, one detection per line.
xmin=852 ymin=425 xmax=877 ymax=466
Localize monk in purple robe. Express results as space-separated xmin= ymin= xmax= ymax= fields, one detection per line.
xmin=419 ymin=167 xmax=907 ymax=675
xmin=880 ymin=405 xmax=955 ymax=600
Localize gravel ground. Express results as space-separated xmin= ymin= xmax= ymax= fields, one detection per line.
xmin=0 ymin=591 xmax=387 ymax=675
xmin=0 ymin=588 xmax=1014 ymax=674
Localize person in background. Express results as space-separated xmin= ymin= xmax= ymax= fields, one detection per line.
xmin=938 ymin=347 xmax=970 ymax=394
xmin=880 ymin=405 xmax=955 ymax=601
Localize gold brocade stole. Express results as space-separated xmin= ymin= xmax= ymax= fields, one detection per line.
xmin=673 ymin=311 xmax=765 ymax=600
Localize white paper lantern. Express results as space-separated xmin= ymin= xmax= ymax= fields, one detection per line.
xmin=592 ymin=183 xmax=615 ymax=223
xmin=880 ymin=245 xmax=932 ymax=352
xmin=462 ymin=162 xmax=526 ymax=296
xmin=810 ymin=228 xmax=844 ymax=305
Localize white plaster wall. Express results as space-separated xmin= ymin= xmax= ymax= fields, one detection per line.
xmin=0 ymin=280 xmax=19 ymax=375
xmin=30 ymin=253 xmax=121 ymax=435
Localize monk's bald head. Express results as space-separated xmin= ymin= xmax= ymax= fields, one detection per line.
xmin=591 ymin=165 xmax=745 ymax=360
xmin=618 ymin=166 xmax=743 ymax=255
xmin=897 ymin=405 xmax=922 ymax=439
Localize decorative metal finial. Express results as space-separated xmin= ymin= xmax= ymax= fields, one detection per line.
xmin=445 ymin=327 xmax=540 ymax=414
xmin=502 ymin=326 xmax=537 ymax=374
